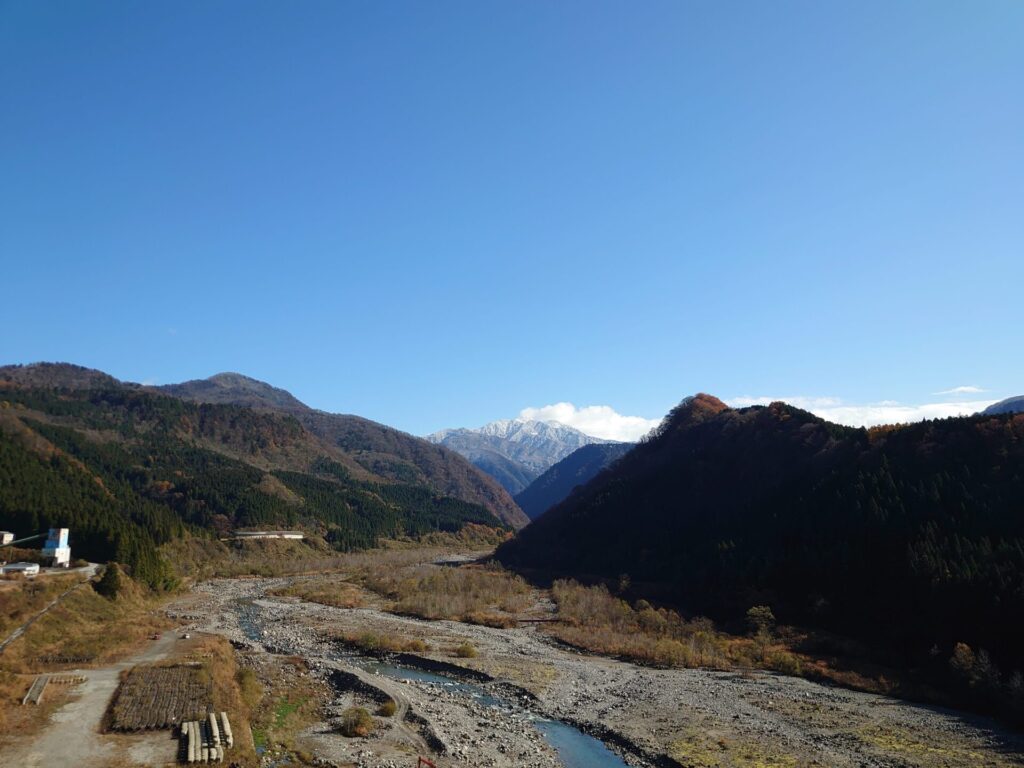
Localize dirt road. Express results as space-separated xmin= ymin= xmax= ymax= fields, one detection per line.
xmin=3 ymin=631 xmax=182 ymax=768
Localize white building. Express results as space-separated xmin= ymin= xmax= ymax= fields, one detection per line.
xmin=42 ymin=528 xmax=71 ymax=568
xmin=0 ymin=531 xmax=14 ymax=545
xmin=233 ymin=530 xmax=304 ymax=540
xmin=2 ymin=562 xmax=40 ymax=577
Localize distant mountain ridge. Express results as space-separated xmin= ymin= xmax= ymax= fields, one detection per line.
xmin=981 ymin=395 xmax=1024 ymax=416
xmin=426 ymin=418 xmax=616 ymax=495
xmin=514 ymin=442 xmax=634 ymax=520
xmin=0 ymin=363 xmax=526 ymax=529
xmin=159 ymin=373 xmax=528 ymax=529
xmin=0 ymin=363 xmax=515 ymax=589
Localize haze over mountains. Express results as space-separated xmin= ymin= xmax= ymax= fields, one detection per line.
xmin=426 ymin=419 xmax=617 ymax=495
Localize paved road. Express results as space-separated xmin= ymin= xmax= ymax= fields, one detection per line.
xmin=3 ymin=631 xmax=182 ymax=768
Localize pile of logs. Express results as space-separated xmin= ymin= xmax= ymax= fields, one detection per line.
xmin=180 ymin=712 xmax=234 ymax=763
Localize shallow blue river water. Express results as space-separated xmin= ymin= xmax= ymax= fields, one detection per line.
xmin=237 ymin=599 xmax=633 ymax=768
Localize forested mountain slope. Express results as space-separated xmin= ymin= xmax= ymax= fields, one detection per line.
xmin=514 ymin=442 xmax=633 ymax=519
xmin=498 ymin=394 xmax=1024 ymax=676
xmin=0 ymin=367 xmax=508 ymax=587
xmin=161 ymin=373 xmax=527 ymax=527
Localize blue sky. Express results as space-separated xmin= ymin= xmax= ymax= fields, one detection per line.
xmin=2 ymin=2 xmax=1022 ymax=438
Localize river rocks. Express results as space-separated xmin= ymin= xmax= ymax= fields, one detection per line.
xmin=173 ymin=574 xmax=1024 ymax=768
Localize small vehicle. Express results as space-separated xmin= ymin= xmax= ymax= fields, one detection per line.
xmin=182 ymin=633 xmax=191 ymax=639
xmin=150 ymin=633 xmax=160 ymax=640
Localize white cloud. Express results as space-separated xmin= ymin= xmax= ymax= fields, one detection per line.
xmin=933 ymin=385 xmax=986 ymax=395
xmin=725 ymin=395 xmax=1000 ymax=428
xmin=518 ymin=402 xmax=661 ymax=441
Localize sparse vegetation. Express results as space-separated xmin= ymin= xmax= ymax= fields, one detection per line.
xmin=268 ymin=578 xmax=364 ymax=609
xmin=454 ymin=642 xmax=478 ymax=659
xmin=339 ymin=706 xmax=374 ymax=737
xmin=94 ymin=562 xmax=125 ymax=599
xmin=550 ymin=580 xmax=805 ymax=675
xmin=0 ymin=572 xmax=167 ymax=673
xmin=336 ymin=631 xmax=429 ymax=654
xmin=360 ymin=562 xmax=530 ymax=625
xmin=236 ymin=667 xmax=263 ymax=710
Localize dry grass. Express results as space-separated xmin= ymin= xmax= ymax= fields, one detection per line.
xmin=550 ymin=580 xmax=806 ymax=674
xmin=190 ymin=635 xmax=260 ymax=767
xmin=0 ymin=578 xmax=168 ymax=673
xmin=268 ymin=579 xmax=364 ymax=609
xmin=360 ymin=562 xmax=531 ymax=626
xmin=163 ymin=525 xmax=509 ymax=582
xmin=0 ymin=572 xmax=169 ymax=745
xmin=335 ymin=631 xmax=430 ymax=654
xmin=0 ymin=574 xmax=83 ymax=639
xmin=0 ymin=667 xmax=73 ymax=739
xmin=248 ymin=654 xmax=327 ymax=759
xmin=165 ymin=536 xmax=352 ymax=580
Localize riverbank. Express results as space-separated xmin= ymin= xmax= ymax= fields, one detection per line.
xmin=170 ymin=574 xmax=1024 ymax=768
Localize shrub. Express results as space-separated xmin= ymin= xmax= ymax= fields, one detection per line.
xmin=377 ymin=699 xmax=397 ymax=717
xmin=746 ymin=606 xmax=776 ymax=637
xmin=340 ymin=706 xmax=374 ymax=737
xmin=339 ymin=632 xmax=429 ymax=654
xmin=454 ymin=642 xmax=478 ymax=658
xmin=236 ymin=667 xmax=263 ymax=708
xmin=768 ymin=650 xmax=802 ymax=676
xmin=364 ymin=563 xmax=530 ymax=625
xmin=94 ymin=562 xmax=125 ymax=599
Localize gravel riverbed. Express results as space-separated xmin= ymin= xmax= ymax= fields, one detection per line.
xmin=170 ymin=577 xmax=1024 ymax=768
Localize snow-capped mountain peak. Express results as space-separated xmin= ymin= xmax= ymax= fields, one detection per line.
xmin=425 ymin=418 xmax=617 ymax=495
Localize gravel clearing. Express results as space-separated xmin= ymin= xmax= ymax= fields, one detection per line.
xmin=171 ymin=576 xmax=1024 ymax=768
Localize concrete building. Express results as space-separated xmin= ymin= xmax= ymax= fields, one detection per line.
xmin=0 ymin=531 xmax=14 ymax=545
xmin=42 ymin=528 xmax=71 ymax=568
xmin=2 ymin=562 xmax=40 ymax=577
xmin=233 ymin=530 xmax=304 ymax=540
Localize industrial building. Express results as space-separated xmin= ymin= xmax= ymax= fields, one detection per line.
xmin=42 ymin=528 xmax=71 ymax=567
xmin=2 ymin=562 xmax=41 ymax=577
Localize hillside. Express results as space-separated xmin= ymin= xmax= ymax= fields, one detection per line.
xmin=426 ymin=418 xmax=614 ymax=495
xmin=514 ymin=442 xmax=633 ymax=519
xmin=498 ymin=394 xmax=1024 ymax=678
xmin=982 ymin=395 xmax=1024 ymax=416
xmin=0 ymin=367 xmax=510 ymax=587
xmin=465 ymin=448 xmax=540 ymax=499
xmin=161 ymin=373 xmax=527 ymax=528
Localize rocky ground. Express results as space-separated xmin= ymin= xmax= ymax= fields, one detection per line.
xmin=170 ymin=576 xmax=1024 ymax=768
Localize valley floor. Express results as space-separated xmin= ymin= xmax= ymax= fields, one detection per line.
xmin=171 ymin=570 xmax=1024 ymax=768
